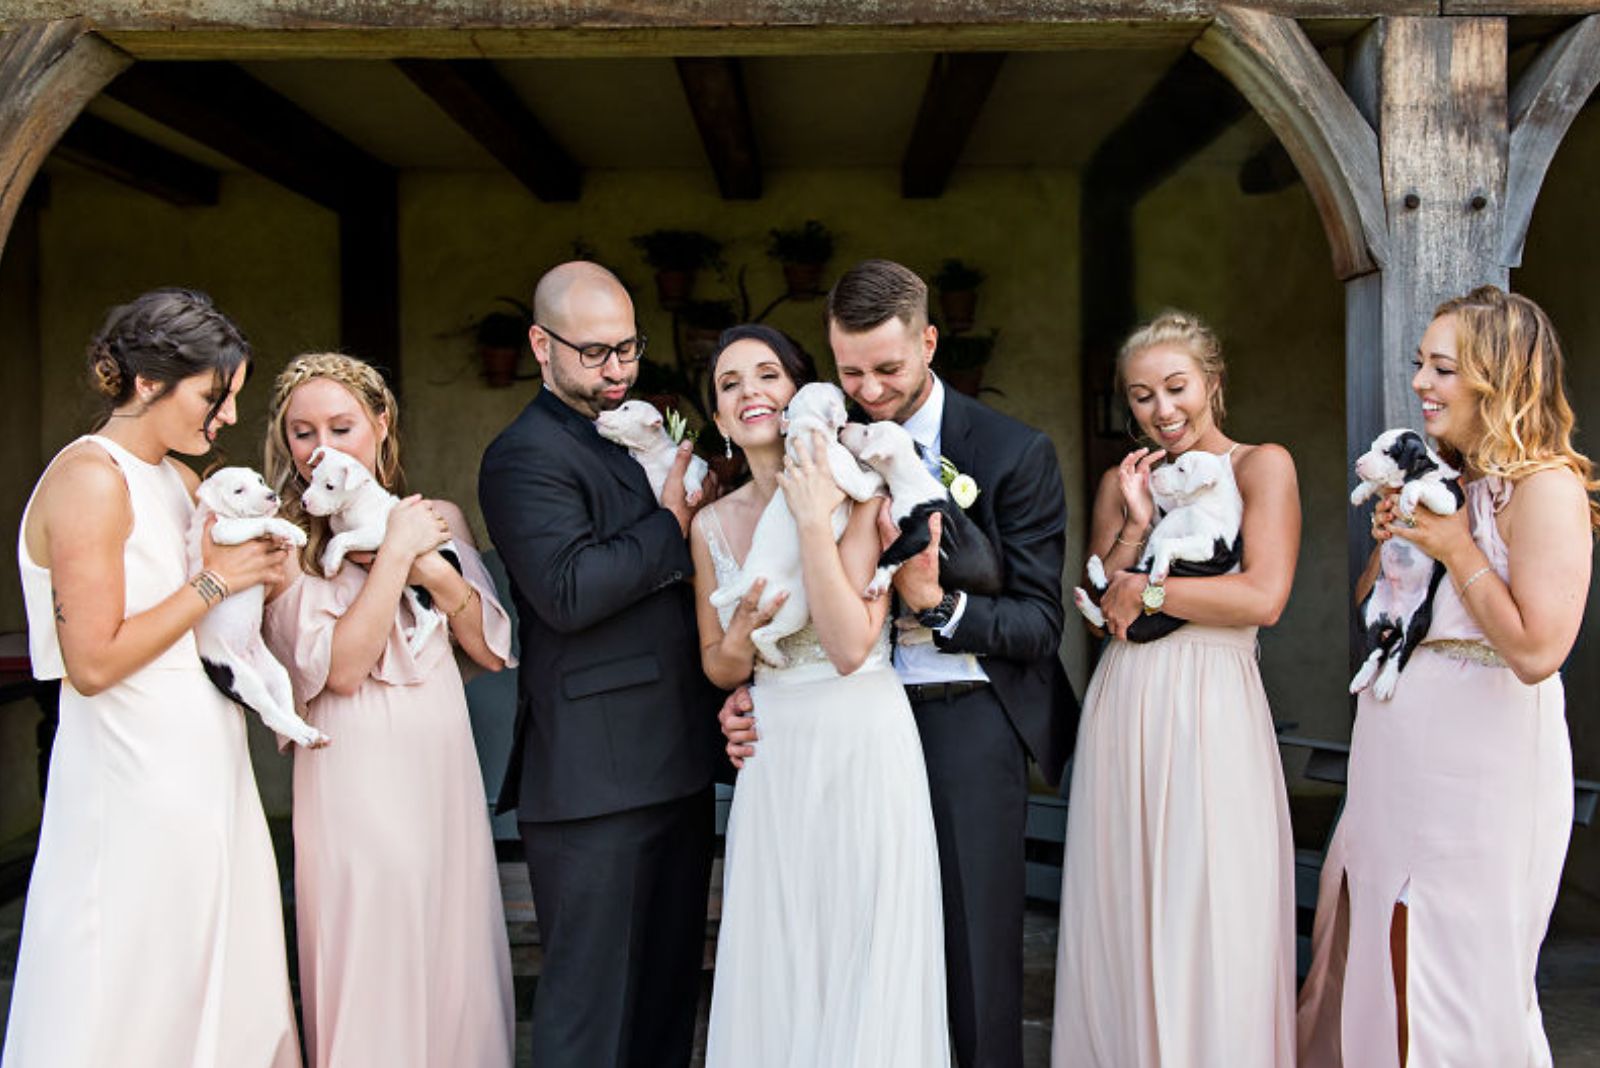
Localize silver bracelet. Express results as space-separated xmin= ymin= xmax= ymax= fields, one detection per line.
xmin=1456 ymin=566 xmax=1493 ymax=596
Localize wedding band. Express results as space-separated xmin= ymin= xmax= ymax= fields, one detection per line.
xmin=1401 ymin=515 xmax=1416 ymax=528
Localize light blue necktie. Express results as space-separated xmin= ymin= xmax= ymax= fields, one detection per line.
xmin=915 ymin=440 xmax=941 ymax=479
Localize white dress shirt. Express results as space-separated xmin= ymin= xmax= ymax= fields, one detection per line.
xmin=893 ymin=376 xmax=990 ymax=687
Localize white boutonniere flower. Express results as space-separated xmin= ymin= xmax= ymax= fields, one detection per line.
xmin=937 ymin=456 xmax=981 ymax=510
xmin=663 ymin=407 xmax=697 ymax=445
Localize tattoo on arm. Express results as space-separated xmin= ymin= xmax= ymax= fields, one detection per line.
xmin=52 ymin=587 xmax=65 ymax=625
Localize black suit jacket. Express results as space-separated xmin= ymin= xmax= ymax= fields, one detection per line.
xmin=930 ymin=386 xmax=1079 ymax=786
xmin=478 ymin=389 xmax=721 ymax=823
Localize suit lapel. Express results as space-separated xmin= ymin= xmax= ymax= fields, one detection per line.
xmin=538 ymin=390 xmax=656 ymax=502
xmin=938 ymin=383 xmax=976 ymax=469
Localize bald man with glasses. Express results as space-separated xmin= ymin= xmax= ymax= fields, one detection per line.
xmin=479 ymin=261 xmax=721 ymax=1068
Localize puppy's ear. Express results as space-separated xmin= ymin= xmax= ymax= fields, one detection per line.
xmin=308 ymin=446 xmax=326 ymax=470
xmin=195 ymin=478 xmax=224 ymax=514
xmin=1394 ymin=432 xmax=1438 ymax=480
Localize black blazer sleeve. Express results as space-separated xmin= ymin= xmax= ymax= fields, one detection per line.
xmin=480 ymin=429 xmax=693 ymax=635
xmin=935 ymin=430 xmax=1067 ymax=662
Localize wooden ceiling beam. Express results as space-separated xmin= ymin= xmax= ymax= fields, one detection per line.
xmin=675 ymin=57 xmax=761 ymax=200
xmin=395 ymin=59 xmax=580 ymax=202
xmin=901 ymin=52 xmax=1005 ymax=198
xmin=54 ymin=112 xmax=221 ymax=206
xmin=103 ymin=61 xmax=389 ymax=212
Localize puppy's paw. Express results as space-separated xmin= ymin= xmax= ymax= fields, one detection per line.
xmin=1086 ymin=555 xmax=1108 ymax=591
xmin=865 ymin=568 xmax=895 ymax=600
xmin=1073 ymin=587 xmax=1106 ymax=629
xmin=321 ymin=545 xmax=346 ymax=574
xmin=1373 ymin=662 xmax=1400 ymax=701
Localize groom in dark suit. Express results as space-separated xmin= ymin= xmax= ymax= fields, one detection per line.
xmin=479 ymin=262 xmax=720 ymax=1068
xmin=722 ymin=258 xmax=1078 ymax=1068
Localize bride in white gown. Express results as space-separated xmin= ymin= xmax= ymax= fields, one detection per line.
xmin=688 ymin=325 xmax=949 ymax=1068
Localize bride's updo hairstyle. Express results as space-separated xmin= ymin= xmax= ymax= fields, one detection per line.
xmin=1115 ymin=310 xmax=1228 ymax=428
xmin=703 ymin=324 xmax=819 ymax=419
xmin=85 ymin=287 xmax=251 ymax=431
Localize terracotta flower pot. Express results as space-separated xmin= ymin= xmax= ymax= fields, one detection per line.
xmin=782 ymin=261 xmax=826 ymax=298
xmin=654 ymin=268 xmax=696 ymax=309
xmin=939 ymin=289 xmax=978 ymax=334
xmin=479 ymin=344 xmax=519 ymax=388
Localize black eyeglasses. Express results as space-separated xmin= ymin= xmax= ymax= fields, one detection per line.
xmin=540 ymin=325 xmax=648 ymax=368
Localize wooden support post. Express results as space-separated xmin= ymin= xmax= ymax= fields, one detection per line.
xmin=0 ymin=20 xmax=130 ymax=262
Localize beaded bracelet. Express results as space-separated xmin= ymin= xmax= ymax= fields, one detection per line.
xmin=445 ymin=586 xmax=478 ymax=621
xmin=1456 ymin=566 xmax=1493 ymax=596
xmin=190 ymin=569 xmax=229 ymax=608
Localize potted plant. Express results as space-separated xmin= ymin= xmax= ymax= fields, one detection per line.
xmin=767 ymin=220 xmax=835 ymax=298
xmin=932 ymin=258 xmax=985 ymax=334
xmin=679 ymin=299 xmax=737 ymax=366
xmin=631 ymin=229 xmax=723 ymax=308
xmin=475 ymin=297 xmax=534 ymax=388
xmin=933 ymin=329 xmax=998 ymax=397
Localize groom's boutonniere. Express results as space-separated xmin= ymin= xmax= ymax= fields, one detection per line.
xmin=664 ymin=407 xmax=698 ymax=445
xmin=937 ymin=456 xmax=980 ymax=510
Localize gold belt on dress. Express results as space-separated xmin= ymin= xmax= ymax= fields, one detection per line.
xmin=1417 ymin=638 xmax=1507 ymax=667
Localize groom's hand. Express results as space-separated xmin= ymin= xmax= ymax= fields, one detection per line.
xmin=718 ymin=685 xmax=758 ymax=769
xmin=879 ymin=501 xmax=945 ymax=613
xmin=662 ymin=441 xmax=702 ymax=537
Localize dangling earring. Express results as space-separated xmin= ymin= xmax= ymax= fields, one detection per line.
xmin=724 ymin=434 xmax=733 ymax=460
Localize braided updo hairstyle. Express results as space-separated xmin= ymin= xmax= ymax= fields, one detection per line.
xmin=86 ymin=287 xmax=251 ymax=431
xmin=263 ymin=352 xmax=404 ymax=576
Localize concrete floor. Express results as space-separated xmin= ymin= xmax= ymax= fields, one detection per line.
xmin=2 ymin=859 xmax=1598 ymax=1065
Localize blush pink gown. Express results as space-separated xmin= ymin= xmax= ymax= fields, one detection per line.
xmin=1297 ymin=477 xmax=1573 ymax=1068
xmin=263 ymin=541 xmax=516 ymax=1068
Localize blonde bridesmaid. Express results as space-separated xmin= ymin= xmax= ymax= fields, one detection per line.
xmin=1298 ymin=286 xmax=1596 ymax=1067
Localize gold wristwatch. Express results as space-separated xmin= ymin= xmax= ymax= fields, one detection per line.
xmin=1140 ymin=576 xmax=1166 ymax=615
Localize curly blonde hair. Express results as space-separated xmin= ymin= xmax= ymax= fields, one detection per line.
xmin=1116 ymin=309 xmax=1227 ymax=427
xmin=1431 ymin=286 xmax=1599 ymax=534
xmin=263 ymin=352 xmax=405 ymax=576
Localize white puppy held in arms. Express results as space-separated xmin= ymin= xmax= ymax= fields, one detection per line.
xmin=300 ymin=445 xmax=449 ymax=656
xmin=186 ymin=467 xmax=329 ymax=749
xmin=594 ymin=400 xmax=710 ymax=504
xmin=1072 ymin=449 xmax=1243 ymax=642
xmin=708 ymin=382 xmax=885 ymax=668
xmin=1348 ymin=428 xmax=1464 ymax=700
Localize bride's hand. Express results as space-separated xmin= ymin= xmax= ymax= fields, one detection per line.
xmin=777 ymin=430 xmax=846 ymax=532
xmin=721 ymin=577 xmax=788 ymax=654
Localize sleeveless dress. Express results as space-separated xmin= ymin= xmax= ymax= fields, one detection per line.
xmin=261 ymin=540 xmax=516 ymax=1068
xmin=1052 ymin=448 xmax=1297 ymax=1068
xmin=700 ymin=506 xmax=950 ymax=1068
xmin=1297 ymin=477 xmax=1572 ymax=1068
xmin=4 ymin=435 xmax=300 ymax=1068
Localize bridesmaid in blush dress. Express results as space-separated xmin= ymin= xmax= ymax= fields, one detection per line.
xmin=261 ymin=353 xmax=515 ymax=1068
xmin=4 ymin=289 xmax=300 ymax=1068
xmin=1052 ymin=311 xmax=1299 ymax=1068
xmin=1298 ymin=287 xmax=1596 ymax=1068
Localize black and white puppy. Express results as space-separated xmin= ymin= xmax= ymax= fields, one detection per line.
xmin=837 ymin=420 xmax=1002 ymax=604
xmin=300 ymin=446 xmax=455 ymax=657
xmin=1348 ymin=428 xmax=1464 ymax=699
xmin=708 ymin=383 xmax=885 ymax=667
xmin=187 ymin=467 xmax=329 ymax=748
xmin=1073 ymin=449 xmax=1243 ymax=644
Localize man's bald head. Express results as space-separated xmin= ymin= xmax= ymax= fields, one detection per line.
xmin=533 ymin=261 xmax=631 ymax=335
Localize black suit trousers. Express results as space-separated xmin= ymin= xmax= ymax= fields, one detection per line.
xmin=911 ymin=684 xmax=1029 ymax=1068
xmin=520 ymin=787 xmax=715 ymax=1068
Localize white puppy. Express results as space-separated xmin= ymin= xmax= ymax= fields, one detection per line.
xmin=708 ymin=382 xmax=884 ymax=667
xmin=300 ymin=446 xmax=447 ymax=656
xmin=1348 ymin=428 xmax=1463 ymax=699
xmin=187 ymin=467 xmax=328 ymax=749
xmin=1074 ymin=450 xmax=1242 ymax=632
xmin=594 ymin=400 xmax=709 ymax=503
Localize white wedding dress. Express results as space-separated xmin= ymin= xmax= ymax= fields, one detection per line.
xmin=703 ymin=507 xmax=950 ymax=1068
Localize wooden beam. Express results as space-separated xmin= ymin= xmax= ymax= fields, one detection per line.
xmin=395 ymin=60 xmax=580 ymax=202
xmin=1195 ymin=5 xmax=1388 ymax=279
xmin=0 ymin=20 xmax=131 ymax=261
xmin=103 ymin=61 xmax=388 ymax=212
xmin=1501 ymin=14 xmax=1600 ymax=265
xmin=901 ymin=52 xmax=1006 ymax=198
xmin=53 ymin=112 xmax=220 ymax=206
xmin=675 ymin=57 xmax=761 ymax=200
